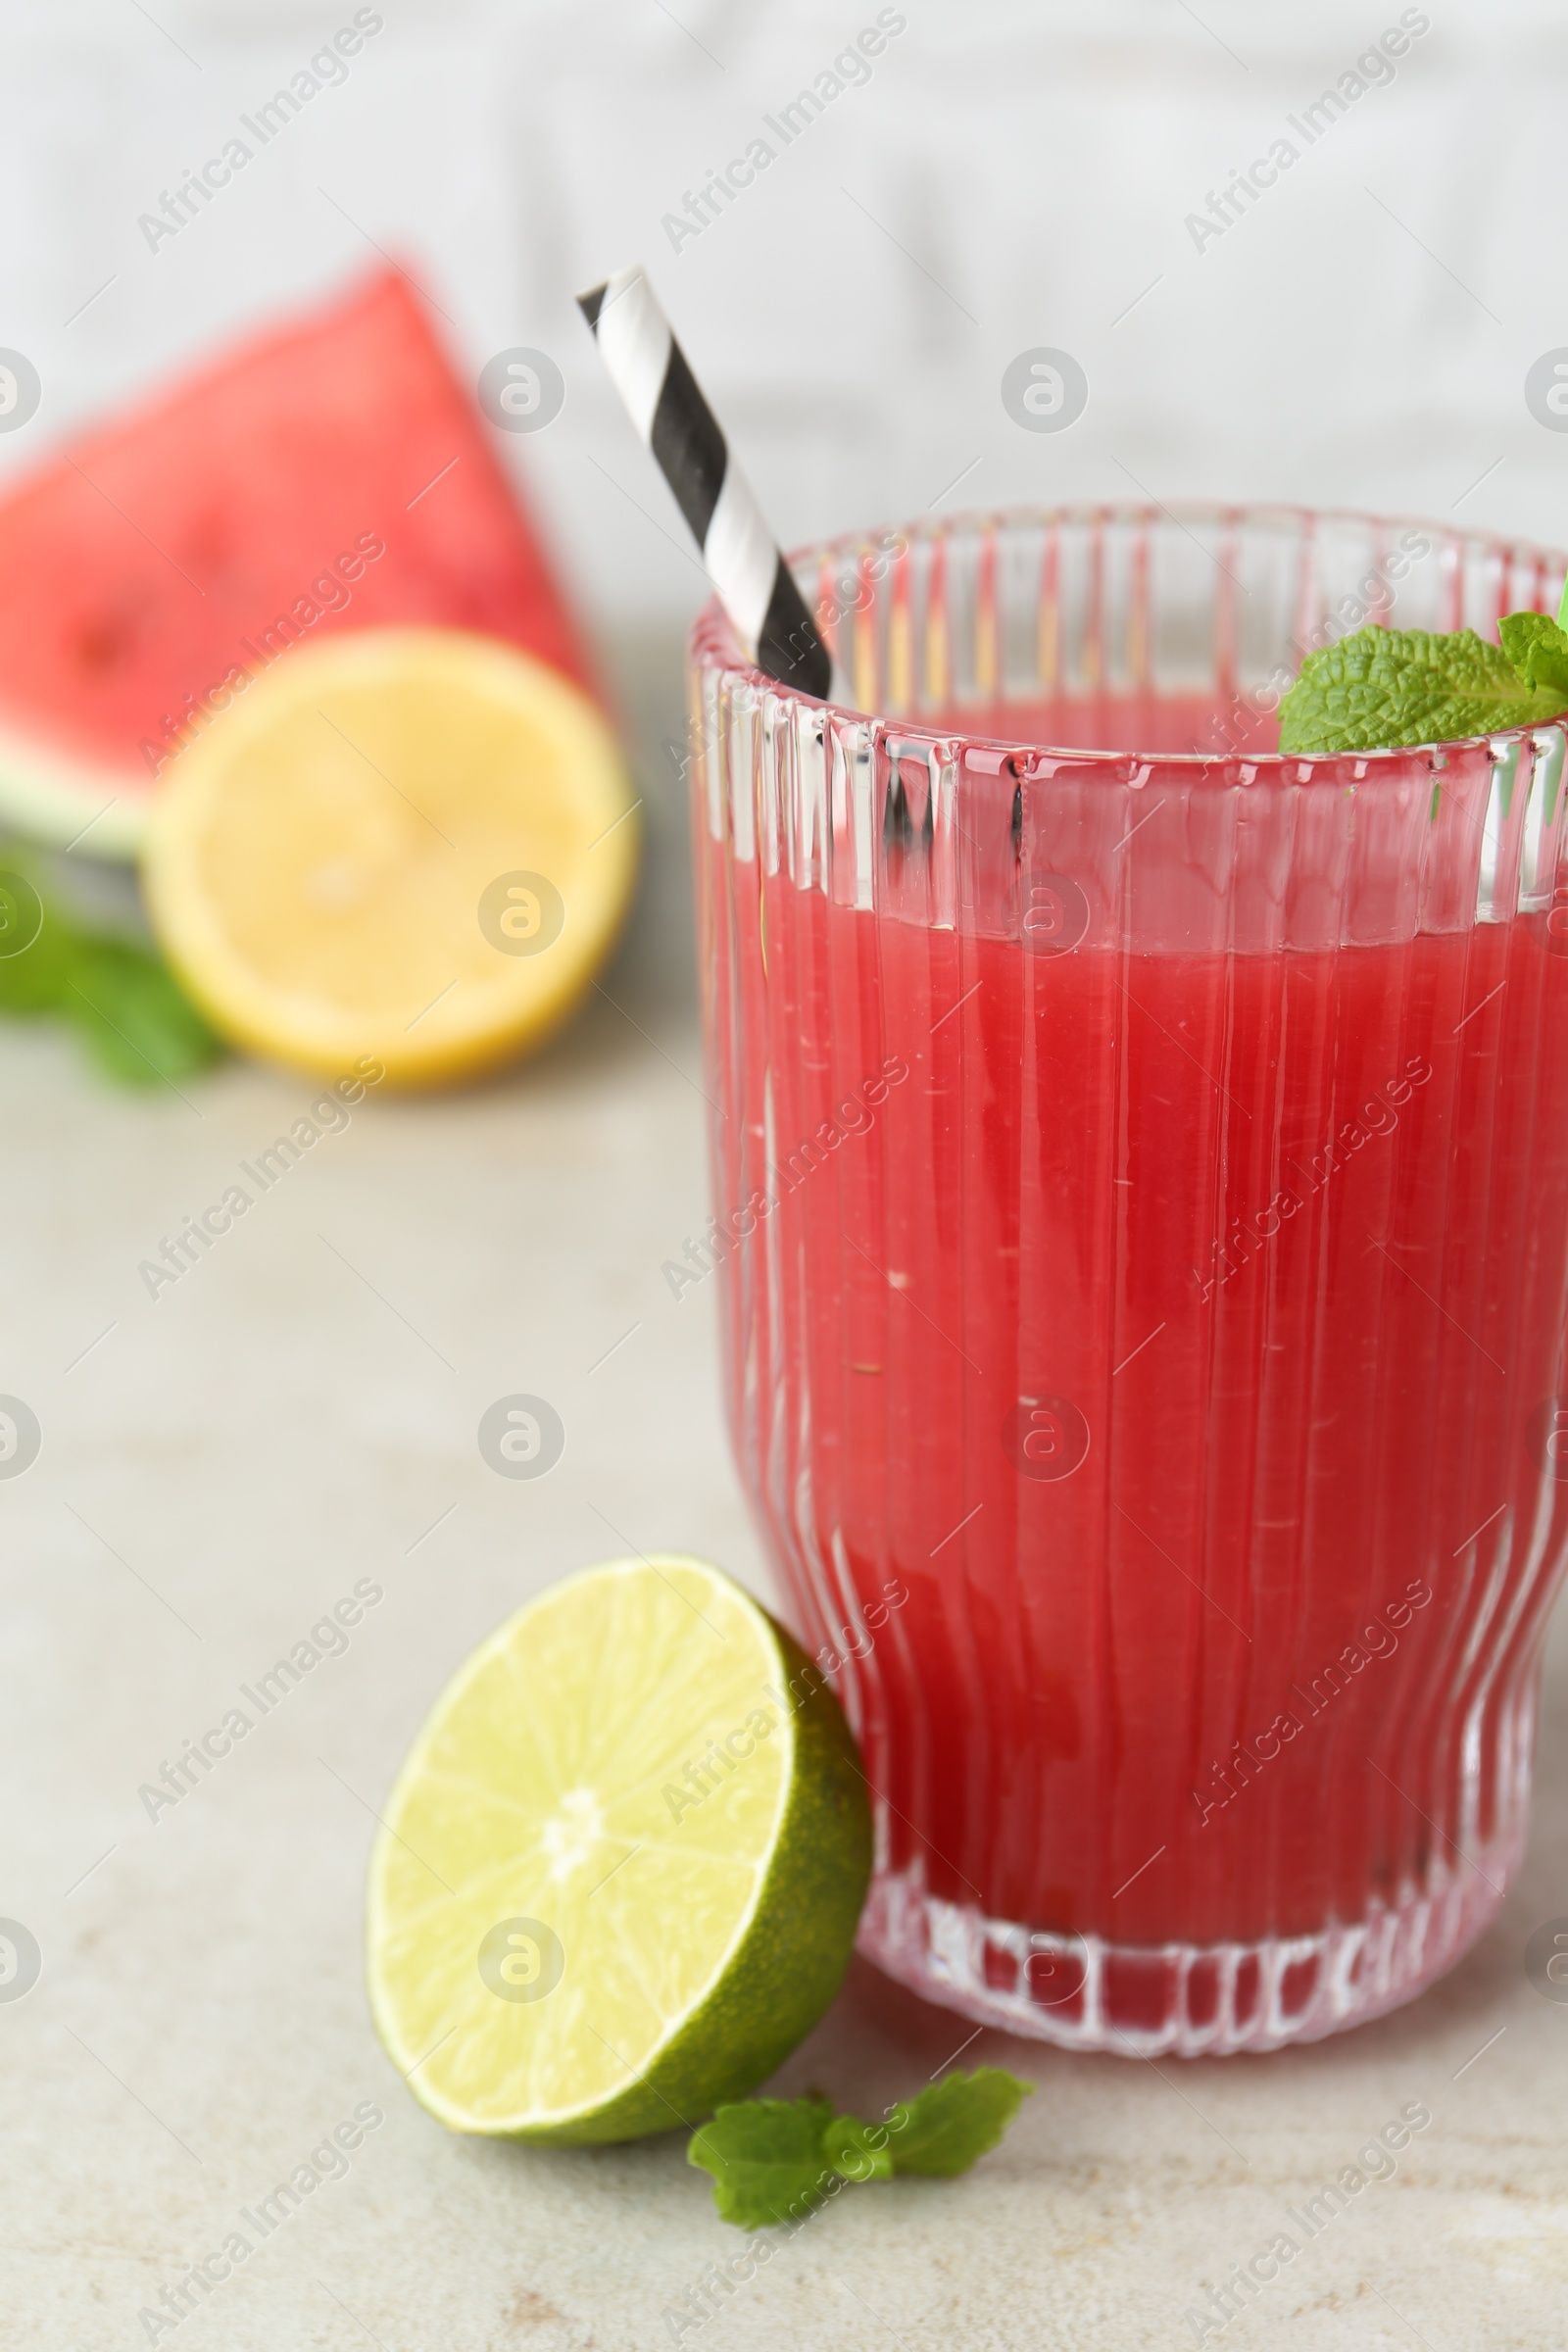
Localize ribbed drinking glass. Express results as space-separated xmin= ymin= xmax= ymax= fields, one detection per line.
xmin=688 ymin=504 xmax=1568 ymax=2053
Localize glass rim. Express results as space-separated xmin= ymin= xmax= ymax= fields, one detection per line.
xmin=688 ymin=499 xmax=1568 ymax=776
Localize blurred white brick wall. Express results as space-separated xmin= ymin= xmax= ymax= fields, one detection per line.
xmin=2 ymin=0 xmax=1565 ymax=645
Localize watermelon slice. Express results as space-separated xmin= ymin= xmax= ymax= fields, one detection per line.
xmin=0 ymin=268 xmax=598 ymax=858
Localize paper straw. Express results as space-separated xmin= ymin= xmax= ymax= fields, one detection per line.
xmin=577 ymin=266 xmax=832 ymax=701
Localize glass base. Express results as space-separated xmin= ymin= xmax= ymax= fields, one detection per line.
xmin=858 ymin=1837 xmax=1521 ymax=2055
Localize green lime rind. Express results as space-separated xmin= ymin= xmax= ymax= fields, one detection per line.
xmin=514 ymin=1614 xmax=871 ymax=2147
xmin=368 ymin=1565 xmax=875 ymax=2151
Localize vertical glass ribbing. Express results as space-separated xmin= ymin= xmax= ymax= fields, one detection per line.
xmin=691 ymin=506 xmax=1568 ymax=2052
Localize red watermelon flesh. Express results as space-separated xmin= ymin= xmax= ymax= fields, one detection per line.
xmin=0 ymin=267 xmax=599 ymax=856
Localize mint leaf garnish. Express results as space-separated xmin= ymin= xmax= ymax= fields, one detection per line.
xmin=1497 ymin=611 xmax=1568 ymax=698
xmin=823 ymin=2113 xmax=894 ymax=2181
xmin=1277 ymin=625 xmax=1568 ymax=756
xmin=65 ymin=938 xmax=220 ymax=1084
xmin=0 ymin=852 xmax=221 ymax=1085
xmin=0 ymin=896 xmax=74 ymax=1014
xmin=688 ymin=2071 xmax=1032 ymax=2226
xmin=688 ymin=2097 xmax=833 ymax=2230
xmin=883 ymin=2066 xmax=1033 ymax=2177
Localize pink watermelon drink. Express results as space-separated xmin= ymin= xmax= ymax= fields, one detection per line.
xmin=690 ymin=505 xmax=1568 ymax=2053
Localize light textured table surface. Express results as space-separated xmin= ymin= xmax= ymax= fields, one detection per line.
xmin=6 ymin=636 xmax=1568 ymax=2352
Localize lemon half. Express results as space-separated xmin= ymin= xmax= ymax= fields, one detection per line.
xmin=142 ymin=627 xmax=638 ymax=1085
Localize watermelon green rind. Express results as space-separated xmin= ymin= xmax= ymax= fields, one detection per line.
xmin=0 ymin=722 xmax=143 ymax=858
xmin=0 ymin=267 xmax=597 ymax=860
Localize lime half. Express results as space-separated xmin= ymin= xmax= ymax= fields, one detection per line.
xmin=366 ymin=1556 xmax=871 ymax=2143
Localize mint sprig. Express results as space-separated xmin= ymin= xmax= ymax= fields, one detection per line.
xmin=687 ymin=2068 xmax=1033 ymax=2229
xmin=874 ymin=2066 xmax=1031 ymax=2175
xmin=688 ymin=2096 xmax=835 ymax=2228
xmin=1277 ymin=617 xmax=1568 ymax=756
xmin=1497 ymin=610 xmax=1568 ymax=697
xmin=0 ymin=853 xmax=220 ymax=1086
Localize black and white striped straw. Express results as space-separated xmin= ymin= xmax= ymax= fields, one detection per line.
xmin=577 ymin=265 xmax=832 ymax=701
